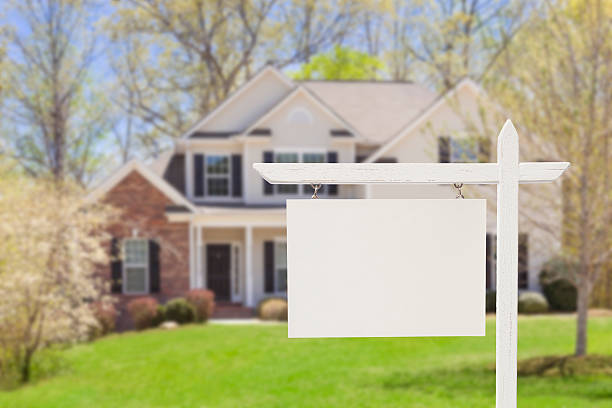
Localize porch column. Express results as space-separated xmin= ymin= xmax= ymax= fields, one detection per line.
xmin=196 ymin=224 xmax=203 ymax=288
xmin=245 ymin=225 xmax=254 ymax=307
xmin=189 ymin=222 xmax=194 ymax=289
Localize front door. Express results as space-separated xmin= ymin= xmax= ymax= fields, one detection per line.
xmin=206 ymin=244 xmax=231 ymax=301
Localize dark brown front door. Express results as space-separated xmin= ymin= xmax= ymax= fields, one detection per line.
xmin=206 ymin=244 xmax=231 ymax=301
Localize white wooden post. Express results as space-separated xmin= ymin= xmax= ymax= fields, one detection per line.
xmin=496 ymin=120 xmax=519 ymax=408
xmin=245 ymin=226 xmax=254 ymax=307
xmin=189 ymin=222 xmax=195 ymax=289
xmin=253 ymin=119 xmax=569 ymax=408
xmin=196 ymin=224 xmax=203 ymax=288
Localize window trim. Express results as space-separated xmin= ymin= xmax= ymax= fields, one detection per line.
xmin=273 ymin=237 xmax=288 ymax=294
xmin=272 ymin=148 xmax=328 ymax=197
xmin=122 ymin=238 xmax=149 ymax=295
xmin=204 ymin=154 xmax=232 ymax=197
xmin=191 ymin=151 xmax=241 ymax=202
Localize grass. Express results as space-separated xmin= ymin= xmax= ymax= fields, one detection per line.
xmin=1 ymin=315 xmax=612 ymax=408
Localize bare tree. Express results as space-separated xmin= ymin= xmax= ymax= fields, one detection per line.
xmin=401 ymin=0 xmax=530 ymax=89
xmin=483 ymin=0 xmax=612 ymax=356
xmin=1 ymin=0 xmax=109 ymax=184
xmin=106 ymin=0 xmax=363 ymax=152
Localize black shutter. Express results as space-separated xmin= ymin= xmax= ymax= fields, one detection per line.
xmin=479 ymin=138 xmax=492 ymax=163
xmin=438 ymin=136 xmax=451 ymax=163
xmin=263 ymin=151 xmax=274 ymax=195
xmin=149 ymin=240 xmax=160 ymax=293
xmin=486 ymin=234 xmax=493 ymax=290
xmin=327 ymin=151 xmax=338 ymax=195
xmin=163 ymin=154 xmax=186 ymax=194
xmin=518 ymin=234 xmax=528 ymax=289
xmin=264 ymin=241 xmax=275 ymax=293
xmin=110 ymin=238 xmax=122 ymax=294
xmin=194 ymin=154 xmax=205 ymax=197
xmin=231 ymin=154 xmax=242 ymax=197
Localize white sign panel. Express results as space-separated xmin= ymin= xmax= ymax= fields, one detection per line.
xmin=287 ymin=199 xmax=486 ymax=338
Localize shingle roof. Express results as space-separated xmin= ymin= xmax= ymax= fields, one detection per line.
xmin=302 ymin=81 xmax=436 ymax=145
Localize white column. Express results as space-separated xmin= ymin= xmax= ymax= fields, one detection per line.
xmin=189 ymin=222 xmax=194 ymax=289
xmin=496 ymin=120 xmax=519 ymax=408
xmin=196 ymin=225 xmax=203 ymax=288
xmin=245 ymin=225 xmax=254 ymax=307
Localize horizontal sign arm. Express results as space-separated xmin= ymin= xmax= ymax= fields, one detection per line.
xmin=253 ymin=162 xmax=569 ymax=185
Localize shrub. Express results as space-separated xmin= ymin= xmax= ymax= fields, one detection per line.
xmin=164 ymin=298 xmax=195 ymax=324
xmin=542 ymin=279 xmax=577 ymax=312
xmin=127 ymin=297 xmax=159 ymax=330
xmin=518 ymin=291 xmax=549 ymax=314
xmin=151 ymin=305 xmax=166 ymax=327
xmin=258 ymin=298 xmax=288 ymax=321
xmin=91 ymin=302 xmax=117 ymax=337
xmin=486 ymin=291 xmax=496 ymax=313
xmin=186 ymin=289 xmax=215 ymax=323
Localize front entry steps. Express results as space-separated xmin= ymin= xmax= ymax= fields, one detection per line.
xmin=213 ymin=302 xmax=255 ymax=319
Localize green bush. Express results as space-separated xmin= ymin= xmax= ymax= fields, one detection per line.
xmin=542 ymin=279 xmax=577 ymax=311
xmin=486 ymin=291 xmax=496 ymax=313
xmin=164 ymin=298 xmax=195 ymax=324
xmin=186 ymin=289 xmax=215 ymax=323
xmin=127 ymin=297 xmax=159 ymax=330
xmin=518 ymin=291 xmax=549 ymax=314
xmin=152 ymin=305 xmax=166 ymax=327
xmin=257 ymin=298 xmax=288 ymax=321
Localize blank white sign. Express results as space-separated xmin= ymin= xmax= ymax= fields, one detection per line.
xmin=286 ymin=199 xmax=486 ymax=338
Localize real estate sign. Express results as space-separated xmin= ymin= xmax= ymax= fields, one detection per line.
xmin=287 ymin=199 xmax=486 ymax=338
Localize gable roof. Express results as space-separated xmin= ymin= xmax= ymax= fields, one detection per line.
xmin=87 ymin=160 xmax=197 ymax=212
xmin=302 ymin=80 xmax=436 ymax=145
xmin=364 ymin=78 xmax=484 ymax=163
xmin=242 ymin=85 xmax=362 ymax=139
xmin=179 ymin=65 xmax=293 ymax=139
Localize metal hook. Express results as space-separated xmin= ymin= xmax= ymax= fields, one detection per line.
xmin=311 ymin=184 xmax=321 ymax=199
xmin=453 ymin=183 xmax=464 ymax=199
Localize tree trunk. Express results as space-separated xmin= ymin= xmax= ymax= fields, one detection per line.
xmin=575 ymin=277 xmax=589 ymax=356
xmin=20 ymin=350 xmax=33 ymax=383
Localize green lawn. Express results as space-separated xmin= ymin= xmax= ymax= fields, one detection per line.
xmin=1 ymin=316 xmax=612 ymax=408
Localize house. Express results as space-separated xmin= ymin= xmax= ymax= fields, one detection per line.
xmin=88 ymin=66 xmax=555 ymax=321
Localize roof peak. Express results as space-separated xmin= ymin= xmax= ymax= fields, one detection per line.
xmin=300 ymin=79 xmax=416 ymax=85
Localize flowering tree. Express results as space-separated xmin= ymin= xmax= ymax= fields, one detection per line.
xmin=0 ymin=168 xmax=116 ymax=384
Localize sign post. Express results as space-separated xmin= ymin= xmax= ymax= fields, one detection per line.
xmin=254 ymin=120 xmax=569 ymax=408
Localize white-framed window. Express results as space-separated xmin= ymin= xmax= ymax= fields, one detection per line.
xmin=274 ymin=150 xmax=327 ymax=195
xmin=123 ymin=239 xmax=149 ymax=294
xmin=275 ymin=152 xmax=299 ymax=194
xmin=450 ymin=138 xmax=479 ymax=163
xmin=274 ymin=240 xmax=287 ymax=292
xmin=205 ymin=155 xmax=230 ymax=196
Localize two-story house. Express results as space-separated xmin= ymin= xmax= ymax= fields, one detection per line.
xmin=89 ymin=66 xmax=552 ymax=320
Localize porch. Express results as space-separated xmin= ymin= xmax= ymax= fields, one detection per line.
xmin=187 ymin=218 xmax=288 ymax=308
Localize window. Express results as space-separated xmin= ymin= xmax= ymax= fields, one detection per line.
xmin=275 ymin=153 xmax=299 ymax=194
xmin=302 ymin=153 xmax=326 ymax=195
xmin=274 ymin=151 xmax=326 ymax=195
xmin=439 ymin=136 xmax=490 ymax=163
xmin=206 ymin=155 xmax=230 ymax=196
xmin=123 ymin=239 xmax=148 ymax=294
xmin=275 ymin=241 xmax=287 ymax=292
xmin=450 ymin=138 xmax=479 ymax=163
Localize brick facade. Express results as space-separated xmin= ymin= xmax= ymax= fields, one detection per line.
xmin=102 ymin=170 xmax=190 ymax=328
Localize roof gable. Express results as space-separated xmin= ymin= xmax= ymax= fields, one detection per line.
xmin=364 ymin=78 xmax=485 ymax=163
xmin=303 ymin=81 xmax=436 ymax=145
xmin=87 ymin=160 xmax=196 ymax=212
xmin=180 ymin=66 xmax=294 ymax=139
xmin=242 ymin=85 xmax=361 ymax=139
